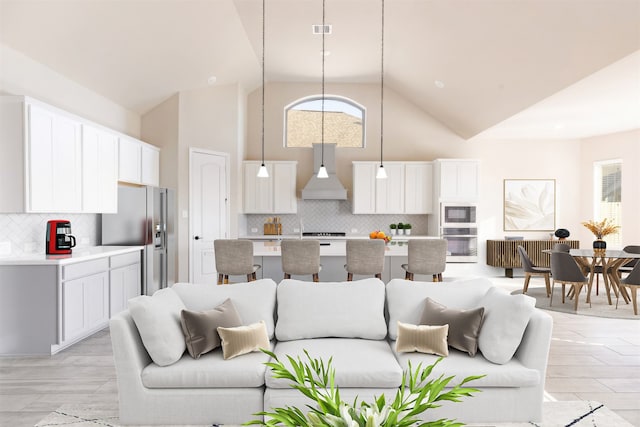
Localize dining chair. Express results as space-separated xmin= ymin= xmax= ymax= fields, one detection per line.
xmin=281 ymin=240 xmax=321 ymax=282
xmin=344 ymin=239 xmax=385 ymax=281
xmin=552 ymin=243 xmax=571 ymax=252
xmin=616 ymin=260 xmax=640 ymax=315
xmin=517 ymin=245 xmax=551 ymax=297
xmin=618 ymin=245 xmax=640 ymax=274
xmin=401 ymin=239 xmax=447 ymax=282
xmin=214 ymin=239 xmax=261 ymax=285
xmin=550 ymin=251 xmax=590 ymax=311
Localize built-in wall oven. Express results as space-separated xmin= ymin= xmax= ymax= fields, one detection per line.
xmin=440 ymin=203 xmax=478 ymax=262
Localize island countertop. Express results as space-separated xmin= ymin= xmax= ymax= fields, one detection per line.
xmin=253 ymin=240 xmax=413 ymax=257
xmin=0 ymin=245 xmax=144 ymax=266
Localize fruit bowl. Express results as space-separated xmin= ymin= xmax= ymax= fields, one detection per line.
xmin=369 ymin=230 xmax=392 ymax=244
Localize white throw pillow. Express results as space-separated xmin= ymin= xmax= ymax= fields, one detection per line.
xmin=128 ymin=288 xmax=186 ymax=366
xmin=477 ymin=287 xmax=536 ymax=365
xmin=276 ymin=278 xmax=387 ymax=340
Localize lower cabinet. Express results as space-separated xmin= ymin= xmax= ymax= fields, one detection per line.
xmin=62 ymin=271 xmax=109 ymax=343
xmin=110 ymin=262 xmax=141 ymax=317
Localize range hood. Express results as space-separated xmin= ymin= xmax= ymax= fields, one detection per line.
xmin=301 ymin=143 xmax=347 ymax=200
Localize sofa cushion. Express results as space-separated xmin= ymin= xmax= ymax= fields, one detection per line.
xmin=396 ymin=322 xmax=449 ymax=357
xmin=275 ymin=279 xmax=387 ymax=340
xmin=477 ymin=287 xmax=536 ymax=365
xmin=172 ymin=279 xmax=277 ymax=340
xmin=386 ymin=278 xmax=494 ymax=340
xmin=420 ymin=297 xmax=484 ymax=356
xmin=392 ymin=346 xmax=540 ymax=388
xmin=141 ymin=346 xmax=271 ymax=388
xmin=267 ymin=338 xmax=403 ymax=389
xmin=218 ymin=321 xmax=271 ymax=360
xmin=180 ymin=298 xmax=243 ymax=359
xmin=127 ymin=288 xmax=186 ymax=367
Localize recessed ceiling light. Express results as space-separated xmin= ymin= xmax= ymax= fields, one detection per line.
xmin=434 ymin=80 xmax=445 ymax=89
xmin=207 ymin=76 xmax=217 ymax=85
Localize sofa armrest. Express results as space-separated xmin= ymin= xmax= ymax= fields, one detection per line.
xmin=513 ymin=309 xmax=553 ymax=375
xmin=109 ymin=311 xmax=152 ymax=391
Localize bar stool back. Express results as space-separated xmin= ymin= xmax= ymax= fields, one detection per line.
xmin=281 ymin=240 xmax=321 ymax=282
xmin=214 ymin=240 xmax=261 ymax=285
xmin=345 ymin=239 xmax=385 ymax=281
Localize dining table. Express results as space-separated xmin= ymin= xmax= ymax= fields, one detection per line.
xmin=567 ymin=248 xmax=640 ymax=307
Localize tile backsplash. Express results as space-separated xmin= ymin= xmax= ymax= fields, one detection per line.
xmin=244 ymin=199 xmax=429 ymax=236
xmin=0 ymin=213 xmax=99 ymax=256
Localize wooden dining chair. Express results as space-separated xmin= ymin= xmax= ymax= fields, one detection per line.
xmin=550 ymin=251 xmax=590 ymax=311
xmin=518 ymin=245 xmax=551 ymax=296
xmin=617 ymin=260 xmax=640 ymax=315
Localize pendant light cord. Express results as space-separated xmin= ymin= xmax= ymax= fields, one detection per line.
xmin=380 ymin=0 xmax=384 ymax=168
xmin=321 ymin=0 xmax=326 ymax=167
xmin=261 ymin=0 xmax=266 ymax=167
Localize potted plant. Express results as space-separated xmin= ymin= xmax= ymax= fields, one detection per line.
xmin=396 ymin=223 xmax=404 ymax=235
xmin=389 ymin=223 xmax=397 ymax=235
xmin=582 ymin=218 xmax=619 ymax=251
xmin=404 ymin=223 xmax=412 ymax=236
xmin=248 ymin=350 xmax=483 ymax=427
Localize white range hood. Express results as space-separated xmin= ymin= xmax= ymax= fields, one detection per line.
xmin=301 ymin=143 xmax=347 ymax=200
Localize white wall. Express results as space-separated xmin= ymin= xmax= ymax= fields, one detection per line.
xmin=0 ymin=43 xmax=140 ymax=136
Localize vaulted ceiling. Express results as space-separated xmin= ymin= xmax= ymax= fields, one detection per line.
xmin=1 ymin=0 xmax=639 ymax=140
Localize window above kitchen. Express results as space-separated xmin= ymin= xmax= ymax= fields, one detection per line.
xmin=284 ymin=96 xmax=365 ymax=148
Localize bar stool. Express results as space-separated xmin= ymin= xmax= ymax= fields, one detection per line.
xmin=345 ymin=239 xmax=385 ymax=281
xmin=401 ymin=239 xmax=447 ymax=282
xmin=281 ymin=240 xmax=321 ymax=282
xmin=214 ymin=239 xmax=261 ymax=285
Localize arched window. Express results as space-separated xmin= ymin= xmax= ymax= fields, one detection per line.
xmin=284 ymin=96 xmax=365 ymax=148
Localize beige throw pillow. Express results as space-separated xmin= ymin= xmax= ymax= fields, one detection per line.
xmin=217 ymin=321 xmax=271 ymax=360
xmin=395 ymin=321 xmax=449 ymax=357
xmin=180 ymin=298 xmax=242 ymax=359
xmin=420 ymin=297 xmax=484 ymax=356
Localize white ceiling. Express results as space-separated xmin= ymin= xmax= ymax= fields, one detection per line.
xmin=1 ymin=0 xmax=639 ymax=140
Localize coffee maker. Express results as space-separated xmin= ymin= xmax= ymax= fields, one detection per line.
xmin=46 ymin=220 xmax=76 ymax=255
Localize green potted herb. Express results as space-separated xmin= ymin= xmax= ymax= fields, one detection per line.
xmin=247 ymin=350 xmax=482 ymax=427
xmin=397 ymin=223 xmax=404 ymax=235
xmin=389 ymin=224 xmax=397 ymax=235
xmin=404 ymin=223 xmax=412 ymax=236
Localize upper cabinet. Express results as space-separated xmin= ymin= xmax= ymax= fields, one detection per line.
xmin=434 ymin=159 xmax=479 ymax=202
xmin=243 ymin=161 xmax=297 ymax=214
xmin=118 ymin=138 xmax=160 ymax=187
xmin=352 ymin=162 xmax=432 ymax=214
xmin=0 ymin=95 xmax=161 ymax=213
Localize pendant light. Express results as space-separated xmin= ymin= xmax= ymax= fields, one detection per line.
xmin=317 ymin=0 xmax=329 ymax=179
xmin=257 ymin=0 xmax=269 ymax=178
xmin=376 ymin=0 xmax=388 ymax=179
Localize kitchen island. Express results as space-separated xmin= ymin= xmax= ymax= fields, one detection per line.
xmin=0 ymin=246 xmax=143 ymax=355
xmin=250 ymin=239 xmax=437 ymax=282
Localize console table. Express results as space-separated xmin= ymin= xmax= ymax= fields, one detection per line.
xmin=486 ymin=239 xmax=580 ymax=277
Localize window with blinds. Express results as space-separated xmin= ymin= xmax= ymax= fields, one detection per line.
xmin=594 ymin=160 xmax=622 ymax=245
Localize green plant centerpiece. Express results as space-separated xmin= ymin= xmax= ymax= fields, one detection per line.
xmin=246 ymin=350 xmax=483 ymax=427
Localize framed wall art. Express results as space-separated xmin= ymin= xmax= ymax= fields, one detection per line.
xmin=504 ymin=179 xmax=556 ymax=231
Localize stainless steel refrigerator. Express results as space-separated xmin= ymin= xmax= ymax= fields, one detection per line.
xmin=101 ymin=185 xmax=176 ymax=295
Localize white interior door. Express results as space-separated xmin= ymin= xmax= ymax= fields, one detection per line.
xmin=189 ymin=149 xmax=229 ymax=284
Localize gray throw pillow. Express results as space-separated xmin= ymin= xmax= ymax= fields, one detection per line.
xmin=420 ymin=297 xmax=484 ymax=356
xmin=180 ymin=298 xmax=242 ymax=359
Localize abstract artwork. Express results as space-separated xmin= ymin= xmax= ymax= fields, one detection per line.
xmin=504 ymin=179 xmax=556 ymax=231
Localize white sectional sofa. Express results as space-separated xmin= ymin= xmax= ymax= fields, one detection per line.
xmin=109 ymin=277 xmax=553 ymax=425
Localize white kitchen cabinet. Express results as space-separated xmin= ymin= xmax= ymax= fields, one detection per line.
xmin=62 ymin=268 xmax=109 ymax=343
xmin=404 ymin=162 xmax=433 ymax=214
xmin=243 ymin=161 xmax=297 ymax=214
xmin=27 ymin=103 xmax=83 ymax=212
xmin=353 ymin=161 xmax=431 ymax=214
xmin=435 ymin=159 xmax=479 ymax=202
xmin=82 ymin=124 xmax=118 ymax=213
xmin=141 ymin=144 xmax=160 ymax=186
xmin=109 ymin=252 xmax=141 ymax=316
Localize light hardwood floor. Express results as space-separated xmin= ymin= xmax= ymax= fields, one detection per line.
xmin=0 ymin=278 xmax=638 ymax=427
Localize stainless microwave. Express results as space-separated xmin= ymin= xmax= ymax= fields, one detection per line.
xmin=442 ymin=203 xmax=477 ymax=226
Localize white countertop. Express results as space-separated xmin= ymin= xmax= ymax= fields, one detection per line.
xmin=242 ymin=234 xmax=437 ymax=241
xmin=0 ymin=246 xmax=144 ymax=266
xmin=253 ymin=240 xmax=413 ymax=257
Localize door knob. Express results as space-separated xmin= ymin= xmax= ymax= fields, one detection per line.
xmin=194 ymin=236 xmax=201 ymax=240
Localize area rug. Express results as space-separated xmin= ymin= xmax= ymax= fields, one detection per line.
xmin=34 ymin=400 xmax=633 ymax=427
xmin=511 ymin=286 xmax=638 ymax=319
